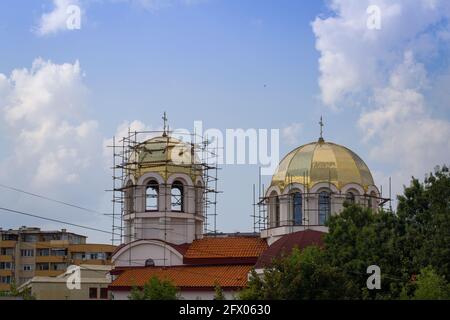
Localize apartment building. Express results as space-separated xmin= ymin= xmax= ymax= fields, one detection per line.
xmin=0 ymin=227 xmax=116 ymax=292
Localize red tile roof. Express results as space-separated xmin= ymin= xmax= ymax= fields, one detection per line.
xmin=254 ymin=230 xmax=325 ymax=268
xmin=109 ymin=265 xmax=252 ymax=290
xmin=183 ymin=236 xmax=268 ymax=265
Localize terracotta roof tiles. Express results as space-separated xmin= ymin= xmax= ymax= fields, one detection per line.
xmin=254 ymin=230 xmax=325 ymax=269
xmin=184 ymin=236 xmax=268 ymax=259
xmin=109 ymin=265 xmax=252 ymax=290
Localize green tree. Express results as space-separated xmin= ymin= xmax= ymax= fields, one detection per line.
xmin=414 ymin=267 xmax=450 ymax=300
xmin=213 ymin=282 xmax=225 ymax=300
xmin=239 ymin=246 xmax=352 ymax=300
xmin=239 ymin=165 xmax=450 ymax=300
xmin=324 ymin=204 xmax=403 ymax=299
xmin=400 ymin=266 xmax=450 ymax=300
xmin=396 ymin=166 xmax=450 ymax=279
xmin=129 ymin=276 xmax=178 ymax=300
xmin=0 ymin=281 xmax=35 ymax=300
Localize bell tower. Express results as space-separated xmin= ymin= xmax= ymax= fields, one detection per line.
xmin=118 ymin=128 xmax=205 ymax=245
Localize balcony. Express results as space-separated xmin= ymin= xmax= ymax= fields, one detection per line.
xmin=0 ymin=255 xmax=13 ymax=262
xmin=0 ymin=241 xmax=17 ymax=247
xmin=34 ymin=270 xmax=65 ymax=277
xmin=0 ymin=283 xmax=11 ymax=291
xmin=0 ymin=270 xmax=13 ymax=276
xmin=72 ymin=259 xmax=110 ymax=266
xmin=35 ymin=255 xmax=67 ymax=263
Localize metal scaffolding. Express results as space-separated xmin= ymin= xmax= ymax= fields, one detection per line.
xmin=107 ymin=123 xmax=220 ymax=246
xmin=251 ymin=169 xmax=391 ymax=233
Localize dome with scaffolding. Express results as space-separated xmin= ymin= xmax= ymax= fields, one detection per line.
xmin=271 ymin=138 xmax=375 ymax=192
xmin=125 ymin=135 xmax=202 ymax=181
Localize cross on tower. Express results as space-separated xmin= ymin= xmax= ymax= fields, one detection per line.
xmin=162 ymin=112 xmax=168 ymax=137
xmin=319 ymin=116 xmax=324 ymax=142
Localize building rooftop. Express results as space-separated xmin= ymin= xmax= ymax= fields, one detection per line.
xmin=182 ymin=236 xmax=268 ymax=265
xmin=109 ymin=265 xmax=252 ymax=290
xmin=0 ymin=226 xmax=86 ymax=237
xmin=255 ymin=229 xmax=325 ymax=269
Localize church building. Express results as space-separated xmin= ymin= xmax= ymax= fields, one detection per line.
xmin=108 ymin=121 xmax=381 ymax=300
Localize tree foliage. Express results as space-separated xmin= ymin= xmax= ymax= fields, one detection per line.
xmin=129 ymin=276 xmax=179 ymax=300
xmin=239 ymin=165 xmax=450 ymax=300
xmin=401 ymin=266 xmax=450 ymax=300
xmin=213 ymin=282 xmax=225 ymax=300
xmin=239 ymin=246 xmax=353 ymax=300
xmin=0 ymin=281 xmax=36 ymax=300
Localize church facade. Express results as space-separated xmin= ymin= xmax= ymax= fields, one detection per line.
xmin=108 ymin=129 xmax=381 ymax=300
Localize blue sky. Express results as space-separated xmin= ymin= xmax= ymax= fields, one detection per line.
xmin=0 ymin=0 xmax=449 ymax=243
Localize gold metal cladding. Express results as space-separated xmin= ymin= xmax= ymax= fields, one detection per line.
xmin=271 ymin=140 xmax=375 ymax=192
xmin=125 ymin=136 xmax=202 ymax=181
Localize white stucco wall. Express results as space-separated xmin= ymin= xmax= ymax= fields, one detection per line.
xmin=111 ymin=289 xmax=237 ymax=300
xmin=112 ymin=240 xmax=184 ymax=267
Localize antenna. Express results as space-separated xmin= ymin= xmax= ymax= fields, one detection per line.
xmin=389 ymin=176 xmax=393 ymax=212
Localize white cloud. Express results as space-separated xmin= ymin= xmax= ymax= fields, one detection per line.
xmin=0 ymin=58 xmax=113 ymax=240
xmin=0 ymin=58 xmax=101 ymax=189
xmin=36 ymin=0 xmax=81 ymax=36
xmin=102 ymin=119 xmax=160 ymax=160
xmin=313 ymin=0 xmax=450 ymax=200
xmin=281 ymin=123 xmax=303 ymax=146
xmin=312 ymin=0 xmax=450 ymax=107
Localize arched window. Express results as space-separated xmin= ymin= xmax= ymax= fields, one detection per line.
xmin=195 ymin=181 xmax=203 ymax=215
xmin=292 ymin=192 xmax=302 ymax=225
xmin=345 ymin=192 xmax=355 ymax=204
xmin=274 ymin=196 xmax=280 ymax=227
xmin=269 ymin=192 xmax=280 ymax=228
xmin=145 ymin=258 xmax=155 ymax=267
xmin=318 ymin=191 xmax=331 ymax=225
xmin=171 ymin=181 xmax=184 ymax=212
xmin=125 ymin=182 xmax=134 ymax=215
xmin=145 ymin=180 xmax=159 ymax=211
xmin=369 ymin=191 xmax=377 ymax=209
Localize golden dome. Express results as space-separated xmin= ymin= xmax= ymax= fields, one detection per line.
xmin=127 ymin=135 xmax=202 ymax=181
xmin=271 ymin=139 xmax=375 ymax=191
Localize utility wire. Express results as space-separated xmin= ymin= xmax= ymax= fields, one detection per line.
xmin=0 ymin=183 xmax=112 ymax=218
xmin=0 ymin=206 xmax=114 ymax=236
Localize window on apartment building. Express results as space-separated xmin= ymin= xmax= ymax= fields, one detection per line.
xmin=51 ymin=249 xmax=67 ymax=256
xmin=51 ymin=263 xmax=67 ymax=271
xmin=0 ymin=276 xmax=11 ymax=284
xmin=89 ymin=253 xmax=98 ymax=260
xmin=19 ymin=277 xmax=32 ymax=285
xmin=22 ymin=264 xmax=33 ymax=271
xmin=36 ymin=263 xmax=49 ymax=271
xmin=72 ymin=253 xmax=83 ymax=260
xmin=89 ymin=253 xmax=105 ymax=260
xmin=89 ymin=288 xmax=98 ymax=299
xmin=100 ymin=288 xmax=108 ymax=299
xmin=2 ymin=234 xmax=17 ymax=241
xmin=36 ymin=248 xmax=50 ymax=256
xmin=1 ymin=248 xmax=14 ymax=255
xmin=21 ymin=235 xmax=38 ymax=242
xmin=21 ymin=249 xmax=34 ymax=257
xmin=0 ymin=262 xmax=13 ymax=270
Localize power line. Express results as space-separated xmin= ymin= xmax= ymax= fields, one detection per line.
xmin=0 ymin=206 xmax=114 ymax=236
xmin=0 ymin=183 xmax=112 ymax=218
